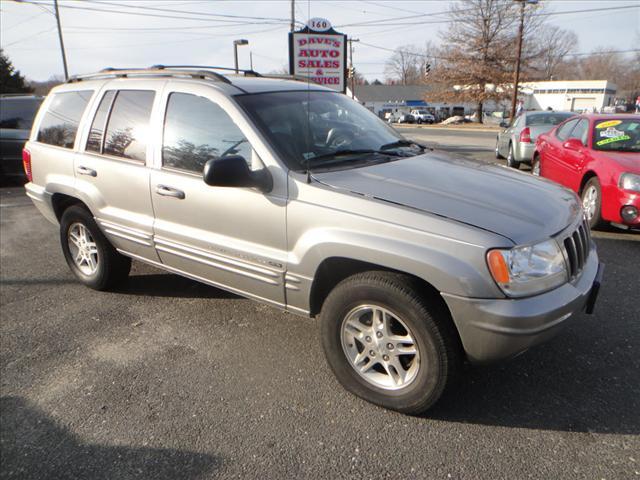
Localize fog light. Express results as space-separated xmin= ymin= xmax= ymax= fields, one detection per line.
xmin=621 ymin=205 xmax=638 ymax=222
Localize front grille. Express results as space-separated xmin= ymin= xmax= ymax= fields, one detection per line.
xmin=563 ymin=218 xmax=591 ymax=278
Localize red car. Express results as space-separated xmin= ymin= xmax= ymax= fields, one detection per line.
xmin=533 ymin=114 xmax=640 ymax=230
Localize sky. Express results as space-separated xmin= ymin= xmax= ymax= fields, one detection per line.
xmin=1 ymin=0 xmax=639 ymax=82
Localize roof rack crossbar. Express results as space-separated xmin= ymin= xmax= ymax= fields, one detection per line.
xmin=150 ymin=64 xmax=262 ymax=77
xmin=67 ymin=67 xmax=232 ymax=84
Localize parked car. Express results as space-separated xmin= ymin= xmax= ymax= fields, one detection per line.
xmin=410 ymin=109 xmax=435 ymax=124
xmin=496 ymin=111 xmax=574 ymax=169
xmin=24 ymin=66 xmax=603 ymax=415
xmin=0 ymin=94 xmax=43 ymax=182
xmin=396 ymin=113 xmax=415 ymax=124
xmin=533 ymin=114 xmax=640 ymax=230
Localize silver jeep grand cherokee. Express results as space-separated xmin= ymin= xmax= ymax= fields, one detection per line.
xmin=24 ymin=66 xmax=603 ymax=414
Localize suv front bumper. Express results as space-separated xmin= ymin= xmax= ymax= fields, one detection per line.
xmin=441 ymin=247 xmax=601 ymax=363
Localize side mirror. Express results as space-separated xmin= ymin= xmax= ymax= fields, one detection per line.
xmin=203 ymin=155 xmax=273 ymax=193
xmin=563 ymin=138 xmax=583 ymax=151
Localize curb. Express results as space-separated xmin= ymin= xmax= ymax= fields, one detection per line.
xmin=395 ymin=124 xmax=500 ymax=133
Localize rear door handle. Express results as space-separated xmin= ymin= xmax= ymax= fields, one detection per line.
xmin=155 ymin=185 xmax=185 ymax=199
xmin=76 ymin=166 xmax=97 ymax=177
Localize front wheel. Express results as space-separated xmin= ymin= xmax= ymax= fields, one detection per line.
xmin=320 ymin=272 xmax=461 ymax=415
xmin=60 ymin=205 xmax=131 ymax=290
xmin=581 ymin=177 xmax=605 ymax=229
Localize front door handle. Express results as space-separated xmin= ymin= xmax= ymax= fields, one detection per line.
xmin=76 ymin=166 xmax=97 ymax=177
xmin=155 ymin=185 xmax=185 ymax=199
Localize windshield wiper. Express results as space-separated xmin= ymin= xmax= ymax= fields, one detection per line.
xmin=380 ymin=139 xmax=428 ymax=151
xmin=302 ymin=149 xmax=403 ymax=170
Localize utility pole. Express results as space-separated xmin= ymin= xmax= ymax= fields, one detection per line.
xmin=348 ymin=38 xmax=359 ymax=99
xmin=53 ymin=0 xmax=69 ymax=81
xmin=290 ymin=0 xmax=295 ymax=32
xmin=510 ymin=0 xmax=537 ymax=120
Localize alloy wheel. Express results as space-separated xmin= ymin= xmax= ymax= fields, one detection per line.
xmin=67 ymin=222 xmax=99 ymax=275
xmin=582 ymin=185 xmax=598 ymax=221
xmin=341 ymin=305 xmax=420 ymax=390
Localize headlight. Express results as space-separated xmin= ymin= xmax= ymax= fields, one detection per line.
xmin=487 ymin=239 xmax=568 ymax=297
xmin=619 ymin=173 xmax=640 ymax=192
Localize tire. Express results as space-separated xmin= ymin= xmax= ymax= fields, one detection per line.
xmin=495 ymin=138 xmax=504 ymax=159
xmin=60 ymin=205 xmax=131 ymax=290
xmin=531 ymin=156 xmax=541 ymax=176
xmin=417 ymin=119 xmax=423 ymax=125
xmin=320 ymin=271 xmax=461 ymax=415
xmin=506 ymin=143 xmax=520 ymax=169
xmin=581 ymin=177 xmax=605 ymax=230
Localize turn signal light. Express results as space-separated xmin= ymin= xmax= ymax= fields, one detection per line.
xmin=487 ymin=250 xmax=510 ymax=284
xmin=519 ymin=127 xmax=532 ymax=144
xmin=22 ymin=148 xmax=32 ymax=182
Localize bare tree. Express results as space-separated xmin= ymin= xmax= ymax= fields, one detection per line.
xmin=532 ymin=25 xmax=578 ymax=80
xmin=427 ymin=0 xmax=541 ymax=122
xmin=384 ymin=45 xmax=422 ymax=85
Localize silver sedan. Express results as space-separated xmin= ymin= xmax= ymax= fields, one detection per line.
xmin=496 ymin=111 xmax=574 ymax=169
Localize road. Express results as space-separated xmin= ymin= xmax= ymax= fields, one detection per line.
xmin=1 ymin=131 xmax=639 ymax=479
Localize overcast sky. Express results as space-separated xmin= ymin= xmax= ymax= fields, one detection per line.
xmin=1 ymin=0 xmax=639 ymax=82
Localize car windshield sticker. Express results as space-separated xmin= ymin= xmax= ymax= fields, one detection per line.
xmin=599 ymin=127 xmax=625 ymax=138
xmin=595 ymin=120 xmax=622 ymax=129
xmin=596 ymin=135 xmax=631 ymax=146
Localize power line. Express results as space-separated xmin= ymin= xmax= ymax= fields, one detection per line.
xmin=3 ymin=10 xmax=49 ymax=31
xmin=340 ymin=4 xmax=639 ymax=27
xmin=2 ymin=27 xmax=56 ymax=47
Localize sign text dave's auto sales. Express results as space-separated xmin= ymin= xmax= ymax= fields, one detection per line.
xmin=289 ymin=18 xmax=347 ymax=93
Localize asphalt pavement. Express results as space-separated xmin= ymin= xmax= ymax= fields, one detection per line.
xmin=1 ymin=130 xmax=639 ymax=479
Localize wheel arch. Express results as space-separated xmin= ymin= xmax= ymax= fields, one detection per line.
xmin=579 ymin=170 xmax=598 ymax=194
xmin=51 ymin=193 xmax=92 ymax=221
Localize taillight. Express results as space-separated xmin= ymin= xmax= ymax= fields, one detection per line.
xmin=519 ymin=127 xmax=531 ymax=144
xmin=22 ymin=148 xmax=32 ymax=182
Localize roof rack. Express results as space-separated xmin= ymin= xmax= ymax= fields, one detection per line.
xmin=66 ymin=65 xmax=319 ymax=86
xmin=67 ymin=66 xmax=233 ymax=84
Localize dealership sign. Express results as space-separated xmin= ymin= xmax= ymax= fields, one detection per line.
xmin=289 ymin=18 xmax=347 ymax=93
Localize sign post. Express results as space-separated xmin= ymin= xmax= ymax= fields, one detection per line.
xmin=289 ymin=18 xmax=347 ymax=93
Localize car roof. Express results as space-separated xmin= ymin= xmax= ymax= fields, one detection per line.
xmin=524 ymin=110 xmax=573 ymax=116
xmin=577 ymin=113 xmax=640 ymax=121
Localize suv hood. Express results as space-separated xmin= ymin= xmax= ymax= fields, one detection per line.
xmin=312 ymin=151 xmax=581 ymax=245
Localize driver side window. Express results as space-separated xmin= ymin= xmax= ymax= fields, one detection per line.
xmin=568 ymin=119 xmax=589 ymax=145
xmin=162 ymin=92 xmax=254 ymax=173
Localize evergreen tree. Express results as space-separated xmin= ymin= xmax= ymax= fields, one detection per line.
xmin=0 ymin=49 xmax=34 ymax=94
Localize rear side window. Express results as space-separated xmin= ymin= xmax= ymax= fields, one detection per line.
xmin=37 ymin=90 xmax=93 ymax=148
xmin=103 ymin=90 xmax=155 ymax=162
xmin=86 ymin=90 xmax=116 ymax=152
xmin=0 ymin=98 xmax=43 ymax=130
xmin=162 ymin=92 xmax=251 ymax=173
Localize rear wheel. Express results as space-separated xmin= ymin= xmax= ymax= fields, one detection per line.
xmin=320 ymin=271 xmax=461 ymax=415
xmin=506 ymin=143 xmax=520 ymax=169
xmin=581 ymin=177 xmax=605 ymax=229
xmin=60 ymin=205 xmax=131 ymax=290
xmin=531 ymin=156 xmax=541 ymax=176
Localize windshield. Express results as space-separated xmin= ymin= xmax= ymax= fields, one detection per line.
xmin=0 ymin=97 xmax=42 ymax=130
xmin=592 ymin=118 xmax=640 ymax=152
xmin=235 ymin=90 xmax=421 ymax=171
xmin=525 ymin=112 xmax=573 ymax=126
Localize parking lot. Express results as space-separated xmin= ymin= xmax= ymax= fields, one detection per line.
xmin=1 ymin=131 xmax=639 ymax=479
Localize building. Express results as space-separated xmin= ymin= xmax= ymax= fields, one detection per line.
xmin=353 ymin=84 xmax=469 ymax=120
xmin=354 ymin=80 xmax=617 ymax=121
xmin=520 ymin=80 xmax=617 ymax=113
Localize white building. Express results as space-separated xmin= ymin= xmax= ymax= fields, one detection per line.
xmin=520 ymin=80 xmax=617 ymax=113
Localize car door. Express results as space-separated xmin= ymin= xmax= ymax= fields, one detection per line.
xmin=554 ymin=118 xmax=589 ymax=192
xmin=74 ymin=83 xmax=160 ymax=262
xmin=149 ymin=84 xmax=287 ymax=307
xmin=543 ymin=118 xmax=579 ymax=185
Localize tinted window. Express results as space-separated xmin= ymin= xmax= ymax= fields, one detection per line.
xmin=556 ymin=119 xmax=579 ymax=141
xmin=162 ymin=93 xmax=251 ymax=173
xmin=568 ymin=119 xmax=589 ymax=145
xmin=103 ymin=90 xmax=155 ymax=162
xmin=526 ymin=113 xmax=573 ymax=126
xmin=37 ymin=91 xmax=93 ymax=148
xmin=86 ymin=91 xmax=115 ymax=153
xmin=0 ymin=97 xmax=42 ymax=130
